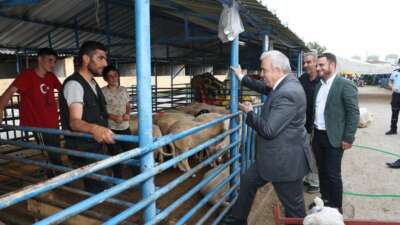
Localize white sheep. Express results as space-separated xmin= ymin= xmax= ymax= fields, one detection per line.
xmin=303 ymin=197 xmax=345 ymax=225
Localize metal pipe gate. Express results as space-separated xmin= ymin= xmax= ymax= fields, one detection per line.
xmin=0 ymin=0 xmax=262 ymax=224
xmin=0 ymin=111 xmax=252 ymax=224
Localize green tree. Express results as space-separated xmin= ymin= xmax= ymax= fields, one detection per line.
xmin=306 ymin=42 xmax=327 ymax=55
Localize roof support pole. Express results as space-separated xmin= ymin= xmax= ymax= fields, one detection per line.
xmin=184 ymin=13 xmax=189 ymax=40
xmin=261 ymin=34 xmax=269 ymax=102
xmin=154 ymin=63 xmax=158 ymax=112
xmin=135 ymin=0 xmax=157 ymax=222
xmin=229 ymin=37 xmax=240 ymax=200
xmin=16 ymin=52 xmax=21 ymax=74
xmin=297 ymin=50 xmax=303 ymax=77
xmin=47 ymin=32 xmax=52 ymax=48
xmin=105 ymin=0 xmax=112 ymax=59
xmin=167 ymin=45 xmax=174 ymax=108
xmin=74 ymin=17 xmax=80 ymax=49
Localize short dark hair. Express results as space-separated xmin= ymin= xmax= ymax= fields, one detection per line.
xmin=37 ymin=48 xmax=57 ymax=58
xmin=102 ymin=65 xmax=119 ymax=81
xmin=318 ymin=52 xmax=337 ymax=65
xmin=77 ymin=41 xmax=107 ymax=66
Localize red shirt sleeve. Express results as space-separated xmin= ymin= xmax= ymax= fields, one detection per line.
xmin=12 ymin=70 xmax=32 ymax=93
xmin=51 ymin=73 xmax=62 ymax=91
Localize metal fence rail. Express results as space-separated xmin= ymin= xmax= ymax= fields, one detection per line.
xmin=0 ymin=86 xmax=261 ymax=224
xmin=240 ymin=104 xmax=262 ymax=173
xmin=0 ymin=85 xmax=261 ymax=140
xmin=0 ymin=111 xmax=246 ymax=224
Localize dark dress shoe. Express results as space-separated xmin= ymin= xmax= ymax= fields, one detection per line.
xmin=385 ymin=130 xmax=397 ymax=135
xmin=220 ymin=215 xmax=247 ymax=225
xmin=386 ymin=159 xmax=400 ymax=168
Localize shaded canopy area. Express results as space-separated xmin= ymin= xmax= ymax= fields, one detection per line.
xmin=0 ymin=0 xmax=307 ymax=70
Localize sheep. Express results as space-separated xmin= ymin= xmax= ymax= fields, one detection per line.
xmin=176 ymin=102 xmax=230 ymax=115
xmin=167 ymin=113 xmax=227 ymax=173
xmin=200 ymin=165 xmax=229 ymax=206
xmin=303 ymin=197 xmax=345 ymax=225
xmin=153 ymin=111 xmax=194 ymax=135
xmin=130 ymin=114 xmax=171 ymax=163
xmin=194 ymin=113 xmax=230 ymax=167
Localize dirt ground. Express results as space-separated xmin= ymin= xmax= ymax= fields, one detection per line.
xmin=343 ymin=86 xmax=400 ymax=221
xmin=248 ymin=86 xmax=400 ymax=224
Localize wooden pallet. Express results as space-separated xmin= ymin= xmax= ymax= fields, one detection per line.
xmin=273 ymin=204 xmax=400 ymax=225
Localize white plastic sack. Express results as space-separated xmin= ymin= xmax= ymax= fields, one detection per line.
xmin=218 ymin=0 xmax=244 ymax=43
xmin=358 ymin=107 xmax=373 ymax=128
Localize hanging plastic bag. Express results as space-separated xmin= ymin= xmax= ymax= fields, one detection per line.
xmin=218 ymin=0 xmax=245 ymax=43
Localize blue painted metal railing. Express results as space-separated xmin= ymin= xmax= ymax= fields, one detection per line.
xmin=0 ymin=139 xmax=140 ymax=166
xmin=0 ymin=111 xmax=246 ymax=224
xmin=0 ymin=153 xmax=124 ymax=185
xmin=0 ymin=0 xmax=269 ymax=223
xmin=229 ymin=37 xmax=240 ymax=203
xmin=135 ymin=0 xmax=157 ymax=221
xmin=0 ymin=125 xmax=139 ymax=143
xmin=240 ymin=103 xmax=262 ymax=173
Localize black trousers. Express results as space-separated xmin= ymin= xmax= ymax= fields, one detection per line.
xmin=230 ymin=165 xmax=306 ymax=220
xmin=108 ymin=128 xmax=139 ymax=178
xmin=313 ymin=129 xmax=344 ymax=208
xmin=390 ymin=92 xmax=400 ymax=131
xmin=68 ymin=142 xmax=110 ymax=193
xmin=33 ymin=132 xmax=63 ymax=178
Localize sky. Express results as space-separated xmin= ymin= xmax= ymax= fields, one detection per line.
xmin=262 ymin=0 xmax=399 ymax=61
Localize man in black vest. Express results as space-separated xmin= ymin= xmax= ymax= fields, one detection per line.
xmin=59 ymin=41 xmax=114 ymax=193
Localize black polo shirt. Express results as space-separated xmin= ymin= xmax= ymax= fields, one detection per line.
xmin=299 ymin=73 xmax=320 ymax=133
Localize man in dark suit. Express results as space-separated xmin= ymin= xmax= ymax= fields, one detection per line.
xmin=222 ymin=50 xmax=311 ymax=225
xmin=313 ymin=53 xmax=359 ymax=212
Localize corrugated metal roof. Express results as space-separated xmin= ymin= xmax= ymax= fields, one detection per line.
xmin=0 ymin=0 xmax=306 ymax=62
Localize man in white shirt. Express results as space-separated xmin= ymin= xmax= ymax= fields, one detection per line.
xmin=312 ymin=53 xmax=359 ymax=213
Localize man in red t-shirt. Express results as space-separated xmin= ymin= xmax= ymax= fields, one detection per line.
xmin=0 ymin=48 xmax=63 ymax=177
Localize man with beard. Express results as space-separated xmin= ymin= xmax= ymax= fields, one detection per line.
xmin=59 ymin=41 xmax=114 ymax=193
xmin=313 ymin=53 xmax=359 ymax=213
xmin=299 ymin=51 xmax=320 ymax=194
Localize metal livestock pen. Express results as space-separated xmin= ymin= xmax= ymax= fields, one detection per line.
xmin=0 ymin=0 xmax=307 ymax=224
